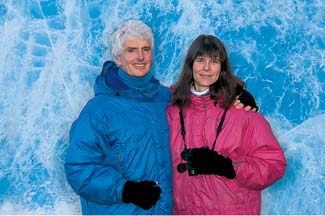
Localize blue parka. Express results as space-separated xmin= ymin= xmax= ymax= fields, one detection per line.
xmin=64 ymin=61 xmax=173 ymax=215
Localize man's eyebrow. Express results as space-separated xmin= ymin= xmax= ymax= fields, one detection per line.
xmin=125 ymin=46 xmax=151 ymax=50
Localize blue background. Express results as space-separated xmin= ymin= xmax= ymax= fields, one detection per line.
xmin=0 ymin=0 xmax=324 ymax=214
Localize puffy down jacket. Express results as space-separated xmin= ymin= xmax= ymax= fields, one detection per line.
xmin=167 ymin=93 xmax=286 ymax=215
xmin=65 ymin=61 xmax=173 ymax=215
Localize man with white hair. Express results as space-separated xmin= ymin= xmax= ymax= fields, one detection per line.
xmin=64 ymin=20 xmax=257 ymax=215
xmin=65 ymin=20 xmax=173 ymax=215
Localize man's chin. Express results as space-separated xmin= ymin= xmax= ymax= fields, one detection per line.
xmin=132 ymin=69 xmax=150 ymax=77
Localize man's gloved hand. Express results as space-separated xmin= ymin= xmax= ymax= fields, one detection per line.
xmin=122 ymin=180 xmax=161 ymax=210
xmin=235 ymin=89 xmax=259 ymax=112
xmin=186 ymin=147 xmax=236 ymax=179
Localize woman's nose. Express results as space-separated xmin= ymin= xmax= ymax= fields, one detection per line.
xmin=203 ymin=60 xmax=210 ymax=70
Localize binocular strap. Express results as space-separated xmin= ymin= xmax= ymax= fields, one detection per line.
xmin=178 ymin=108 xmax=227 ymax=151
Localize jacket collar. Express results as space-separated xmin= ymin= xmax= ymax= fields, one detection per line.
xmin=94 ymin=61 xmax=160 ymax=101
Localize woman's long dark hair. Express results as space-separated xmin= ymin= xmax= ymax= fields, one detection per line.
xmin=170 ymin=34 xmax=245 ymax=109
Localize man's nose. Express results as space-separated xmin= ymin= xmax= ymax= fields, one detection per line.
xmin=136 ymin=49 xmax=145 ymax=60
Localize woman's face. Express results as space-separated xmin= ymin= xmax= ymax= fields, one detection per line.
xmin=192 ymin=55 xmax=221 ymax=91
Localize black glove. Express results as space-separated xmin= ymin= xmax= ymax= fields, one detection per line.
xmin=122 ymin=180 xmax=162 ymax=210
xmin=178 ymin=147 xmax=236 ymax=179
xmin=237 ymin=89 xmax=259 ymax=111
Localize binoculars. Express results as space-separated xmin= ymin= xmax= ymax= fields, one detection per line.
xmin=177 ymin=147 xmax=209 ymax=176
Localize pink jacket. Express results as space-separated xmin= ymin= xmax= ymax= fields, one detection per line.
xmin=167 ymin=94 xmax=286 ymax=215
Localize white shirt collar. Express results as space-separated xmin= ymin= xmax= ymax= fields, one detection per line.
xmin=191 ymin=84 xmax=210 ymax=96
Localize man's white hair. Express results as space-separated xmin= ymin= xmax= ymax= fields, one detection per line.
xmin=110 ymin=20 xmax=154 ymax=61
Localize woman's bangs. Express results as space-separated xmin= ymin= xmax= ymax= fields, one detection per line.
xmin=195 ymin=42 xmax=224 ymax=60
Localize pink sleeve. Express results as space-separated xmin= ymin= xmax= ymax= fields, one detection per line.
xmin=234 ymin=113 xmax=286 ymax=190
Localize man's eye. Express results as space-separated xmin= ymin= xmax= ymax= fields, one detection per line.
xmin=127 ymin=49 xmax=134 ymax=53
xmin=143 ymin=47 xmax=151 ymax=52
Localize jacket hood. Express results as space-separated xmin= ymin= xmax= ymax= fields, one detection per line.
xmin=94 ymin=61 xmax=161 ymax=101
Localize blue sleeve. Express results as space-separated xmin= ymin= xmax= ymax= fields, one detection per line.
xmin=64 ymin=112 xmax=127 ymax=205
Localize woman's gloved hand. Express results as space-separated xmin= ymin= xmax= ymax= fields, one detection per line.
xmin=183 ymin=147 xmax=236 ymax=179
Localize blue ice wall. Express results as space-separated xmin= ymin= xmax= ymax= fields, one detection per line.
xmin=0 ymin=0 xmax=324 ymax=214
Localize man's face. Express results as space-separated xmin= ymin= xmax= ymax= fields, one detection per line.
xmin=116 ymin=38 xmax=153 ymax=77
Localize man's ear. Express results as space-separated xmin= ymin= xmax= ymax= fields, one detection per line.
xmin=115 ymin=55 xmax=121 ymax=66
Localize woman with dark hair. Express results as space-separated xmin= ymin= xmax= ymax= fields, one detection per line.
xmin=167 ymin=35 xmax=286 ymax=215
